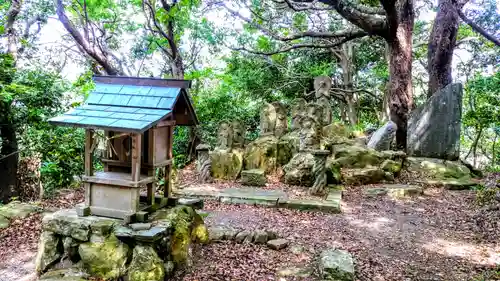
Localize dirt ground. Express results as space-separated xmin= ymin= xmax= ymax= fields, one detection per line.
xmin=1 ymin=183 xmax=499 ymax=281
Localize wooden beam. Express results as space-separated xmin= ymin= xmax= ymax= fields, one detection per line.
xmin=85 ymin=129 xmax=94 ymax=176
xmin=131 ymin=133 xmax=142 ymax=182
xmin=156 ymin=119 xmax=176 ymax=128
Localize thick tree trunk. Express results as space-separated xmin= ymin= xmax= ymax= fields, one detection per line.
xmin=387 ymin=23 xmax=414 ymax=150
xmin=0 ymin=105 xmax=19 ymax=203
xmin=427 ymin=0 xmax=463 ymax=97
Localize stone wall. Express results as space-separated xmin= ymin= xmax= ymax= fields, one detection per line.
xmin=36 ymin=206 xmax=208 ymax=281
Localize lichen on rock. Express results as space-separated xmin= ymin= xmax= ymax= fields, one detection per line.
xmin=78 ymin=234 xmax=129 ymax=280
xmin=128 ymin=245 xmax=165 ymax=281
xmin=244 ymin=135 xmax=279 ymax=174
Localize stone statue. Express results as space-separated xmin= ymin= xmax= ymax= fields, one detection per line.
xmin=231 ymin=121 xmax=245 ymax=148
xmin=316 ymin=97 xmax=332 ymax=126
xmin=291 ymin=98 xmax=306 ymax=131
xmin=260 ymin=103 xmax=276 ymax=136
xmin=196 ymin=144 xmax=212 ymax=183
xmin=272 ymin=101 xmax=288 ymax=138
xmin=313 ymin=76 xmax=332 ymax=99
xmin=299 ymin=115 xmax=320 ymax=151
xmin=367 ymin=121 xmax=397 ymax=151
xmin=216 ymin=122 xmax=233 ymax=150
xmin=306 ymin=102 xmax=322 ymax=125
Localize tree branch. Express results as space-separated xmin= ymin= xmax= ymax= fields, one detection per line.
xmin=224 ymin=3 xmax=369 ymax=42
xmin=457 ymin=9 xmax=500 ymax=46
xmin=292 ymin=0 xmax=388 ymax=35
xmin=56 ymin=0 xmax=122 ymax=75
xmin=230 ymin=32 xmax=367 ymax=55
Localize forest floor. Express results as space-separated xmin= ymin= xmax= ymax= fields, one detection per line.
xmin=0 ymin=172 xmax=499 ymax=281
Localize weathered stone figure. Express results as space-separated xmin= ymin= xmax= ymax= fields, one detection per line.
xmin=272 ymin=101 xmax=288 ymax=138
xmin=367 ymin=121 xmax=397 ymax=151
xmin=313 ymin=76 xmax=332 ymax=99
xmin=316 ymin=97 xmax=332 ymax=126
xmin=291 ymin=98 xmax=306 ymax=131
xmin=299 ymin=116 xmax=320 ymax=151
xmin=196 ymin=144 xmax=212 ymax=183
xmin=306 ymin=103 xmax=322 ymax=125
xmin=260 ymin=103 xmax=276 ymax=136
xmin=231 ymin=121 xmax=246 ymax=148
xmin=216 ymin=122 xmax=233 ymax=150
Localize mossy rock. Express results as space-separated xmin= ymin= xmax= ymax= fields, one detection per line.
xmin=0 ymin=201 xmax=41 ymax=220
xmin=0 ymin=215 xmax=9 ymax=229
xmin=244 ymin=135 xmax=279 ymax=173
xmin=343 ymin=167 xmax=386 ymax=185
xmin=333 ymin=145 xmax=384 ymax=169
xmin=35 ymin=231 xmax=62 ymax=274
xmin=78 ymin=235 xmax=129 ymax=280
xmin=381 ymin=159 xmax=402 ymax=174
xmin=157 ymin=206 xmax=208 ymax=267
xmin=326 ymin=158 xmax=342 ymax=184
xmin=406 ymin=157 xmax=472 ymax=180
xmin=283 ymin=152 xmax=315 ymax=186
xmin=210 ymin=149 xmax=244 ymax=180
xmin=128 ymin=245 xmax=165 ymax=281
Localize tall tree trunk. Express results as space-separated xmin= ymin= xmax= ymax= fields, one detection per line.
xmin=5 ymin=0 xmax=22 ymax=58
xmin=0 ymin=105 xmax=19 ymax=203
xmin=427 ymin=0 xmax=464 ymax=97
xmin=337 ymin=43 xmax=357 ymax=126
xmin=387 ymin=6 xmax=414 ymax=150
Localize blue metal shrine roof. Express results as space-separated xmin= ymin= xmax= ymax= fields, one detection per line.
xmin=49 ymin=76 xmax=196 ymax=133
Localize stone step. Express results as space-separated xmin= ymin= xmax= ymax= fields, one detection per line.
xmin=174 ymin=187 xmax=342 ymax=213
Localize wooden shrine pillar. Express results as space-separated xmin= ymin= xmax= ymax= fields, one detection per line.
xmin=146 ymin=129 xmax=156 ymax=206
xmin=82 ymin=129 xmax=94 ymax=215
xmin=164 ymin=120 xmax=175 ymax=198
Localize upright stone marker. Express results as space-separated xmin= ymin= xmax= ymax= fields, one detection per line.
xmin=407 ymin=83 xmax=463 ymax=160
xmin=367 ymin=121 xmax=397 ymax=151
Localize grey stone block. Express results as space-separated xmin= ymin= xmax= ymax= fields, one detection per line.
xmin=407 ymin=83 xmax=463 ymax=160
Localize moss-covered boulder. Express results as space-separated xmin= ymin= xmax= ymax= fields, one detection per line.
xmin=154 ymin=206 xmax=208 ymax=267
xmin=283 ymin=152 xmax=315 ymax=186
xmin=0 ymin=201 xmax=41 ymax=220
xmin=128 ymin=245 xmax=165 ymax=281
xmin=333 ymin=145 xmax=383 ymax=168
xmin=210 ymin=149 xmax=244 ymax=180
xmin=244 ymin=135 xmax=279 ymax=174
xmin=343 ymin=167 xmax=387 ymax=185
xmin=381 ymin=159 xmax=402 ymax=174
xmin=78 ymin=235 xmax=129 ymax=280
xmin=406 ymin=157 xmax=471 ymax=179
xmin=36 ymin=232 xmax=62 ymax=274
xmin=277 ymin=131 xmax=300 ymax=166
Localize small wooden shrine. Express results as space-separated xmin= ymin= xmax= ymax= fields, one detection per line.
xmin=49 ymin=76 xmax=198 ymax=222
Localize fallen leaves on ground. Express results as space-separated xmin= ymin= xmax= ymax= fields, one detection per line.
xmin=175 ymin=186 xmax=500 ymax=281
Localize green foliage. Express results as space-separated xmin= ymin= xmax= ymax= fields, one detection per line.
xmin=22 ymin=127 xmax=85 ymax=196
